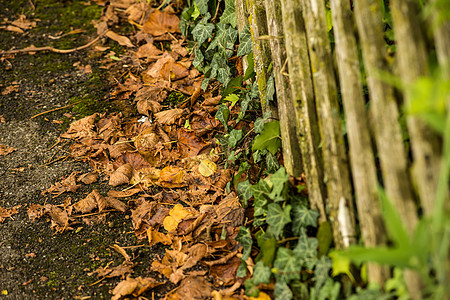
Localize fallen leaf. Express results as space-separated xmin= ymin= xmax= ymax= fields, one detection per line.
xmin=158 ymin=166 xmax=186 ymax=188
xmin=169 ymin=276 xmax=213 ymax=300
xmin=0 ymin=145 xmax=16 ymax=156
xmin=1 ymin=85 xmax=19 ymax=95
xmin=155 ymin=108 xmax=184 ymax=125
xmin=109 ymin=163 xmax=133 ymax=186
xmin=143 ymin=10 xmax=180 ymax=36
xmin=112 ymin=276 xmax=161 ymax=300
xmin=135 ymin=43 xmax=163 ymax=59
xmin=198 ymin=159 xmax=217 ymax=177
xmin=147 ymin=227 xmax=173 ymax=247
xmin=78 ymin=172 xmax=98 ymax=184
xmin=42 ymin=171 xmax=81 ymax=196
xmin=105 ymin=197 xmax=127 ymax=212
xmin=73 ymin=190 xmax=106 ymax=213
xmin=0 ymin=205 xmax=21 ymax=223
xmin=106 ymin=30 xmax=134 ymax=47
xmin=163 ymin=204 xmax=194 ymax=232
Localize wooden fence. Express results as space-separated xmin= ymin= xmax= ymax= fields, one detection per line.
xmin=235 ymin=0 xmax=449 ymax=297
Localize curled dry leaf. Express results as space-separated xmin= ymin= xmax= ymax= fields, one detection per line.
xmin=78 ymin=172 xmax=98 ymax=185
xmin=0 ymin=205 xmax=21 ymax=223
xmin=61 ymin=114 xmax=97 ymax=140
xmin=133 ymin=126 xmax=159 ymax=150
xmin=73 ymin=190 xmax=107 ymax=213
xmin=105 ymin=30 xmax=134 ymax=47
xmin=135 ymin=43 xmax=163 ymax=59
xmin=42 ymin=171 xmax=81 ymax=196
xmin=105 ymin=197 xmax=127 ymax=212
xmin=111 ymin=276 xmax=162 ymax=300
xmin=154 ymin=108 xmax=184 ymax=125
xmin=109 ymin=163 xmax=133 ymax=187
xmin=158 ymin=166 xmax=186 ymax=188
xmin=143 ymin=9 xmax=180 ymax=36
xmin=0 ymin=144 xmax=16 ymax=156
xmin=147 ymin=227 xmax=173 ymax=247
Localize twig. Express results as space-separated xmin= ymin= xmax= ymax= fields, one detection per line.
xmin=1 ymin=32 xmax=105 ymax=56
xmin=30 ymin=100 xmax=83 ymax=120
xmin=44 ymin=154 xmax=70 ymax=166
xmin=72 ymin=210 xmax=116 ymax=218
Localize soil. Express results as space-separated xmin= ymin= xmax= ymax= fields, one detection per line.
xmin=0 ymin=1 xmax=167 ymax=299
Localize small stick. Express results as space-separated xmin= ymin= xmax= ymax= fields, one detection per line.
xmin=1 ymin=32 xmax=105 ymax=56
xmin=72 ymin=210 xmax=116 ymax=218
xmin=30 ymin=100 xmax=83 ymax=119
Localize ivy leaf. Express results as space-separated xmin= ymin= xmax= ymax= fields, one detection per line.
xmin=220 ymin=0 xmax=237 ymax=27
xmin=293 ymin=228 xmax=318 ymax=269
xmin=192 ymin=21 xmax=214 ymax=45
xmin=237 ymin=226 xmax=253 ymax=261
xmin=252 ymin=120 xmax=281 ymax=154
xmin=253 ymin=261 xmax=272 ymax=285
xmin=194 ymin=0 xmax=209 ymax=15
xmin=314 ymin=256 xmax=332 ymax=291
xmin=228 ymin=129 xmax=243 ymax=148
xmin=273 ymin=247 xmax=300 ymax=282
xmin=251 ymin=179 xmax=271 ymax=217
xmin=215 ymin=104 xmax=229 ymax=130
xmin=222 ymin=76 xmax=243 ymax=97
xmin=217 ymin=66 xmax=232 ymax=86
xmin=201 ymin=77 xmax=210 ymax=90
xmin=274 ymin=281 xmax=293 ymax=300
xmin=269 ymin=166 xmax=289 ymax=199
xmin=193 ymin=47 xmax=204 ymax=69
xmin=266 ymin=72 xmax=275 ymax=103
xmin=237 ymin=23 xmax=253 ymax=56
xmin=237 ymin=260 xmax=248 ymax=278
xmin=266 ymin=152 xmax=279 ymax=173
xmin=292 ymin=204 xmax=319 ymax=235
xmin=237 ymin=180 xmax=252 ymax=207
xmin=237 ymin=93 xmax=251 ymax=122
xmin=267 ymin=203 xmax=292 ymax=238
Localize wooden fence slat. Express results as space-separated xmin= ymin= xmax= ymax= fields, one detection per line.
xmin=245 ymin=0 xmax=278 ymax=116
xmin=263 ymin=0 xmax=303 ymax=177
xmin=279 ymin=0 xmax=327 ymax=222
xmin=301 ymin=0 xmax=356 ymax=249
xmin=391 ymin=0 xmax=442 ymax=218
xmin=329 ymin=0 xmax=389 ymax=285
xmin=353 ymin=0 xmax=418 ymax=234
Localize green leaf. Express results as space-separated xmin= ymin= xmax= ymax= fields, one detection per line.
xmin=335 ymin=246 xmax=414 ymax=268
xmin=252 ymin=179 xmax=271 ymax=217
xmin=237 ymin=226 xmax=253 ymax=261
xmin=274 ymin=281 xmax=293 ymax=300
xmin=237 ymin=93 xmax=251 ymax=122
xmin=329 ymin=251 xmax=353 ymax=279
xmin=292 ymin=204 xmax=319 ymax=234
xmin=193 ymin=47 xmax=204 ymax=68
xmin=260 ymin=236 xmax=277 ymax=266
xmin=220 ymin=0 xmax=237 ymax=27
xmin=314 ymin=256 xmax=332 ymax=290
xmin=224 ymin=93 xmax=240 ymax=108
xmin=215 ymin=104 xmax=229 ymax=130
xmin=237 ymin=180 xmax=252 ymax=207
xmin=274 ymin=247 xmax=300 ymax=282
xmin=201 ymin=77 xmax=210 ymax=90
xmin=244 ymin=279 xmax=260 ymax=297
xmin=244 ymin=52 xmax=255 ymax=81
xmin=217 ymin=66 xmax=232 ymax=86
xmin=194 ymin=0 xmax=209 ymax=15
xmin=237 ymin=23 xmax=252 ymax=56
xmin=265 ymin=152 xmax=279 ymax=173
xmin=293 ymin=228 xmax=318 ymax=268
xmin=192 ymin=21 xmax=214 ymax=45
xmin=267 ymin=203 xmax=291 ymax=238
xmin=317 ymin=221 xmax=333 ymax=257
xmin=253 ymin=261 xmax=272 ymax=285
xmin=252 ymin=120 xmax=281 ymax=154
xmin=222 ymin=76 xmax=243 ymax=97
xmin=228 ymin=129 xmax=243 ymax=148
xmin=237 ymin=260 xmax=248 ymax=278
xmin=269 ymin=166 xmax=289 ymax=199
xmin=378 ymin=187 xmax=411 ymax=247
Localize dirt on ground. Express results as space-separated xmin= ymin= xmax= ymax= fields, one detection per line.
xmin=0 ymin=1 xmax=167 ymax=299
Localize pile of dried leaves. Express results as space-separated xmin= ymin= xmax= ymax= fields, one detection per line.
xmin=26 ymin=1 xmax=256 ymax=299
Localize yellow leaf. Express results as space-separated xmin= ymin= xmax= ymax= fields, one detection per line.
xmin=198 ymin=159 xmax=217 ymax=177
xmin=249 ymin=291 xmax=271 ymax=300
xmin=163 ymin=204 xmax=193 ymax=232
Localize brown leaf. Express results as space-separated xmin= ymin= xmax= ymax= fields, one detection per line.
xmin=27 ymin=204 xmax=47 ymax=222
xmin=131 ymin=199 xmax=155 ymax=238
xmin=61 ymin=114 xmax=97 ymax=140
xmin=171 ymin=39 xmax=189 ymax=57
xmin=11 ymin=14 xmax=37 ymax=30
xmin=178 ymin=129 xmax=209 ymax=157
xmin=147 ymin=227 xmax=173 ymax=247
xmin=159 ymin=60 xmax=189 ymax=81
xmin=163 ymin=204 xmax=193 ymax=232
xmin=0 ymin=205 xmax=21 ymax=223
xmin=73 ymin=190 xmax=106 ymax=213
xmin=135 ymin=43 xmax=163 ymax=59
xmin=158 ymin=166 xmax=187 ymax=188
xmin=0 ymin=145 xmax=16 ymax=156
xmin=42 ymin=171 xmax=81 ymax=196
xmin=209 ymin=256 xmax=241 ymax=286
xmin=109 ymin=163 xmax=133 ymax=187
xmin=169 ymin=276 xmax=213 ymax=300
xmin=78 ymin=172 xmax=98 ymax=184
xmin=143 ymin=10 xmax=180 ymax=36
xmin=105 ymin=197 xmax=127 ymax=212
xmin=154 ymin=108 xmax=184 ymax=125
xmin=107 ymin=188 xmax=141 ymax=198
xmin=106 ymin=30 xmax=134 ymax=47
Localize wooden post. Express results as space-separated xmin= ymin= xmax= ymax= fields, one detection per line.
xmin=301 ymin=0 xmax=356 ymax=250
xmin=279 ymin=0 xmax=327 ymax=222
xmin=329 ymin=0 xmax=389 ymax=285
xmin=263 ymin=0 xmax=303 ymax=177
